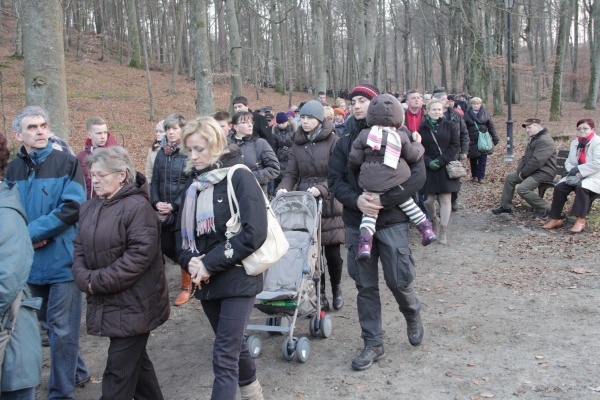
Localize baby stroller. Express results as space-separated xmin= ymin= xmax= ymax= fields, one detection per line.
xmin=245 ymin=191 xmax=332 ymax=363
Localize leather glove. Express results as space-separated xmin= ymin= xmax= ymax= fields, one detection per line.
xmin=428 ymin=159 xmax=441 ymax=170
xmin=459 ymin=153 xmax=467 ymax=161
xmin=568 ymin=167 xmax=579 ymax=176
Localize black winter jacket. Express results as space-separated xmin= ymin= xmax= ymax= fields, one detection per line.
xmin=272 ymin=124 xmax=296 ymax=178
xmin=328 ymin=116 xmax=426 ymax=229
xmin=463 ymin=108 xmax=499 ymax=158
xmin=150 ymin=146 xmax=189 ymax=212
xmin=418 ymin=118 xmax=461 ymax=195
xmin=227 ymin=132 xmax=280 ymax=192
xmin=444 ymin=108 xmax=469 ymax=155
xmin=176 ymin=163 xmax=266 ymax=301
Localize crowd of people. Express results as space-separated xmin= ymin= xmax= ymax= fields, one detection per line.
xmin=1 ymin=82 xmax=599 ymax=400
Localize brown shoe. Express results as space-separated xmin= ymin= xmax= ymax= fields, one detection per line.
xmin=174 ymin=270 xmax=192 ymax=306
xmin=570 ymin=217 xmax=586 ymax=233
xmin=542 ymin=219 xmax=564 ymax=229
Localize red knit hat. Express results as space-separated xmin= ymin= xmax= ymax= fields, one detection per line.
xmin=349 ymin=84 xmax=380 ymax=101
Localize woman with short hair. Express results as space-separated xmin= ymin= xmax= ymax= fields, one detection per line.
xmin=418 ymin=99 xmax=461 ymax=244
xmin=151 ymin=113 xmax=192 ymax=305
xmin=543 ymin=118 xmax=600 ymax=233
xmin=463 ymin=97 xmax=499 ymax=183
xmin=72 ymin=146 xmax=169 ymax=400
xmin=177 ymin=116 xmax=266 ymax=400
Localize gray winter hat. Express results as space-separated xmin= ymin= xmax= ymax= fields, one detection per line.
xmin=300 ymin=100 xmax=325 ymax=123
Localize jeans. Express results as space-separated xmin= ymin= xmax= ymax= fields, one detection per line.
xmin=201 ymin=296 xmax=257 ymax=400
xmin=346 ymin=224 xmax=421 ymax=347
xmin=1 ymin=387 xmax=36 ymax=400
xmin=469 ymin=153 xmax=488 ymax=180
xmin=499 ymin=171 xmax=550 ymax=211
xmin=29 ymin=281 xmax=88 ymax=400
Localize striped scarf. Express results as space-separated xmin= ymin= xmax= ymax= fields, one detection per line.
xmin=366 ymin=126 xmax=402 ymax=169
xmin=181 ymin=167 xmax=230 ymax=252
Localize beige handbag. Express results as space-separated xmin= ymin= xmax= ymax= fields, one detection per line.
xmin=225 ymin=165 xmax=289 ymax=276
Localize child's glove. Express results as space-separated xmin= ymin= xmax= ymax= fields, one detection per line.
xmin=428 ymin=159 xmax=441 ymax=170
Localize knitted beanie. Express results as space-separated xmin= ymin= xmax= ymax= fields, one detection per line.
xmin=300 ymin=100 xmax=325 ymax=122
xmin=156 ymin=120 xmax=165 ymax=133
xmin=366 ymin=94 xmax=405 ymax=128
xmin=349 ymin=84 xmax=380 ymax=101
xmin=276 ymin=112 xmax=288 ymax=124
xmin=286 ymin=110 xmax=295 ymax=119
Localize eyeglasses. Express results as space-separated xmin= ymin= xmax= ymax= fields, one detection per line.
xmin=90 ymin=171 xmax=118 ymax=179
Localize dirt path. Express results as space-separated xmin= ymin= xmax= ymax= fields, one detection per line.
xmin=38 ymin=183 xmax=600 ymax=400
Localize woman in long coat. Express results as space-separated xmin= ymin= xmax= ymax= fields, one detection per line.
xmin=418 ymin=99 xmax=461 ymax=245
xmin=276 ymin=100 xmax=346 ymax=311
xmin=463 ymin=97 xmax=499 ymax=183
xmin=73 ymin=146 xmax=169 ymax=400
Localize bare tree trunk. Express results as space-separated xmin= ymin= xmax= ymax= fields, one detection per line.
xmin=139 ymin=0 xmax=154 ymax=121
xmin=125 ymin=0 xmax=141 ymax=68
xmin=269 ymin=0 xmax=284 ymax=94
xmin=585 ymin=0 xmax=600 ymax=109
xmin=549 ymin=0 xmax=573 ymax=120
xmin=14 ymin=0 xmax=22 ymax=56
xmin=217 ymin=0 xmax=227 ymax=72
xmin=190 ymin=0 xmax=214 ymax=115
xmin=311 ymin=0 xmax=326 ymax=95
xmin=570 ymin=0 xmax=579 ymax=101
xmin=225 ymin=0 xmax=242 ymax=111
xmin=168 ymin=0 xmax=185 ymax=92
xmin=358 ymin=0 xmax=377 ymax=83
xmin=22 ymin=0 xmax=69 ymax=138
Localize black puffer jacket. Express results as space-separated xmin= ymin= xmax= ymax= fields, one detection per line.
xmin=72 ymin=173 xmax=170 ymax=338
xmin=272 ymin=124 xmax=295 ymax=178
xmin=276 ymin=119 xmax=345 ymax=246
xmin=328 ymin=116 xmax=426 ymax=230
xmin=150 ymin=146 xmax=189 ymax=211
xmin=176 ymin=154 xmax=267 ymax=301
xmin=227 ymin=132 xmax=280 ymax=192
xmin=444 ymin=108 xmax=469 ymax=155
xmin=463 ymin=107 xmax=499 ymax=158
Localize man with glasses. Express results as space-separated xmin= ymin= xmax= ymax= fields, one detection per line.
xmin=76 ymin=116 xmax=119 ymax=199
xmin=5 ymin=106 xmax=90 ymax=399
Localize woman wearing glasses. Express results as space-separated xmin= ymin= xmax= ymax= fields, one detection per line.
xmin=72 ymin=146 xmax=169 ymax=400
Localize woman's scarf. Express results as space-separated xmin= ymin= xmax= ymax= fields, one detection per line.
xmin=366 ymin=126 xmax=402 ymax=169
xmin=577 ymin=131 xmax=595 ymax=165
xmin=426 ymin=115 xmax=439 ymax=130
xmin=163 ymin=139 xmax=181 ymax=155
xmin=181 ymin=167 xmax=230 ymax=252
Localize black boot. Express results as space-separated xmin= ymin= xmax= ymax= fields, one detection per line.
xmin=320 ymin=291 xmax=330 ymax=312
xmin=332 ymin=284 xmax=344 ymax=310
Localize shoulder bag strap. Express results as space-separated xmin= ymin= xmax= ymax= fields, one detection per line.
xmin=428 ymin=128 xmax=443 ymax=156
xmin=1 ymin=290 xmax=23 ymax=332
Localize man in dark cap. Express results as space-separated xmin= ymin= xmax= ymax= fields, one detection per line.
xmin=328 ymin=84 xmax=426 ymax=371
xmin=492 ymin=118 xmax=557 ymax=216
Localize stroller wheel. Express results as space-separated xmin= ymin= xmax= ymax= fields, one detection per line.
xmin=281 ymin=337 xmax=296 ymax=361
xmin=319 ymin=314 xmax=333 ymax=338
xmin=266 ymin=317 xmax=283 ymax=335
xmin=296 ymin=337 xmax=311 ymax=363
xmin=309 ymin=316 xmax=320 ymax=337
xmin=246 ymin=334 xmax=262 ymax=358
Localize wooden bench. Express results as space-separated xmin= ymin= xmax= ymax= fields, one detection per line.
xmin=538 ymin=149 xmax=599 ymax=213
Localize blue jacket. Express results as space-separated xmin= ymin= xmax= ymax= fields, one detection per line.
xmin=5 ymin=143 xmax=86 ymax=284
xmin=0 ymin=181 xmax=42 ymax=392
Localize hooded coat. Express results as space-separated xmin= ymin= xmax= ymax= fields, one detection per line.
xmin=276 ymin=119 xmax=345 ymax=246
xmin=72 ymin=173 xmax=170 ymax=337
xmin=76 ymin=133 xmax=119 ymax=199
xmin=0 ymin=182 xmax=42 ymax=392
xmin=348 ymin=94 xmax=424 ymax=192
xmin=150 ymin=139 xmax=189 ymax=213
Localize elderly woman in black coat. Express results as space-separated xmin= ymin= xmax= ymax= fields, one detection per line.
xmin=463 ymin=97 xmax=499 ymax=183
xmin=73 ymin=146 xmax=170 ymax=400
xmin=418 ymin=99 xmax=461 ymax=245
xmin=177 ymin=117 xmax=267 ymax=400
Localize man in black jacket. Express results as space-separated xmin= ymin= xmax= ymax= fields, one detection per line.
xmin=328 ymin=84 xmax=426 ymax=371
xmin=232 ymin=96 xmax=274 ymax=147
